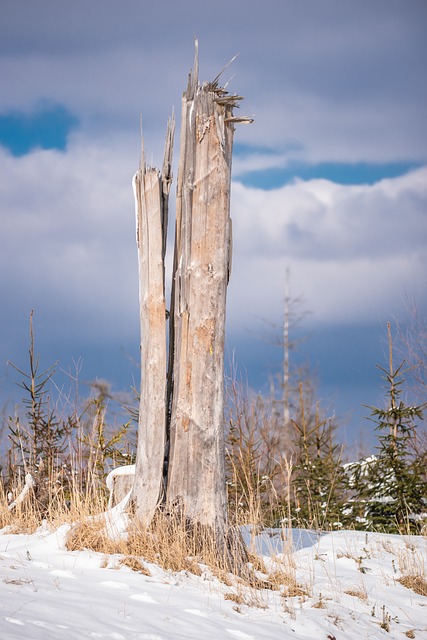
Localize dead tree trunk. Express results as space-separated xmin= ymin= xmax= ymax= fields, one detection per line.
xmin=132 ymin=116 xmax=174 ymax=524
xmin=132 ymin=45 xmax=252 ymax=562
xmin=166 ymin=63 xmax=239 ymax=543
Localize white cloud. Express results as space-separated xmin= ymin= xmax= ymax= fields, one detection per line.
xmin=228 ymin=168 xmax=427 ymax=326
xmin=232 ymin=152 xmax=290 ymax=177
xmin=1 ymin=140 xmax=425 ymax=352
xmin=0 ymin=141 xmax=140 ymax=344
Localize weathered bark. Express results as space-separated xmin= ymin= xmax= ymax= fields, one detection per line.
xmin=132 ymin=116 xmax=174 ymax=523
xmin=132 ymin=47 xmax=252 ymax=567
xmin=166 ymin=56 xmax=243 ymax=542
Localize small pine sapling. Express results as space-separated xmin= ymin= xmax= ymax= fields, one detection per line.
xmin=362 ymin=323 xmax=426 ymax=533
xmin=290 ymin=382 xmax=349 ymax=529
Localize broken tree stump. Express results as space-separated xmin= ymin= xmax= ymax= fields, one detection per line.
xmin=132 ymin=44 xmax=252 ymax=566
xmin=132 ymin=115 xmax=175 ymax=524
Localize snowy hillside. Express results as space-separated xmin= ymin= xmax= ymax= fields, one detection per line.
xmin=1 ymin=524 xmax=426 ymax=639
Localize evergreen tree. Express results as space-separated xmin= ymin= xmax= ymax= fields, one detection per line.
xmin=6 ymin=313 xmax=134 ymax=513
xmin=7 ymin=312 xmax=72 ymax=479
xmin=290 ymin=382 xmax=349 ymax=529
xmin=361 ymin=323 xmax=426 ymax=533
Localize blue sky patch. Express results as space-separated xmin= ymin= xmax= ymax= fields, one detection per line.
xmin=235 ymin=160 xmax=421 ymax=189
xmin=0 ymin=103 xmax=78 ymax=156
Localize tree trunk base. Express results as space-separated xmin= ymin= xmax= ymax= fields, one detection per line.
xmin=129 ymin=504 xmax=249 ymax=577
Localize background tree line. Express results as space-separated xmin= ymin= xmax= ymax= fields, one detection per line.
xmin=1 ymin=309 xmax=426 ymax=534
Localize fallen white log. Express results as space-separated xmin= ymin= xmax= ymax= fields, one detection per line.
xmin=106 ymin=464 xmax=135 ymax=509
xmin=103 ymin=487 xmax=133 ymax=539
xmin=91 ymin=465 xmax=136 ymax=539
xmin=8 ymin=473 xmax=35 ymax=510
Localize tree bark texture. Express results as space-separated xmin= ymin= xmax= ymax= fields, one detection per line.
xmin=166 ymin=66 xmax=238 ymax=538
xmin=133 ymin=47 xmax=252 ymax=548
xmin=132 ymin=116 xmax=174 ymax=524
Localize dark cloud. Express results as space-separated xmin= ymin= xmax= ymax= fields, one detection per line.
xmin=2 ymin=1 xmax=426 ymax=162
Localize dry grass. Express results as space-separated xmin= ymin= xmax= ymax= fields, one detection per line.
xmin=66 ymin=519 xmax=120 ymax=554
xmin=224 ymin=584 xmax=269 ymax=610
xmin=119 ymin=556 xmax=151 ymax=575
xmin=4 ymin=577 xmax=33 ymax=586
xmin=0 ymin=480 xmax=40 ymax=532
xmin=312 ymin=598 xmax=327 ymax=609
xmin=2 ymin=467 xmax=293 ymax=594
xmin=247 ymin=550 xmax=268 ymax=573
xmin=64 ymin=510 xmax=244 ymax=581
xmin=344 ymin=585 xmax=368 ymax=601
xmin=48 ymin=493 xmax=305 ymax=600
xmin=125 ymin=514 xmax=227 ymax=576
xmin=1 ymin=464 xmax=110 ymax=534
xmin=397 ymin=574 xmax=427 ymax=596
xmin=376 ymin=535 xmax=427 ymax=596
xmin=224 ymin=591 xmax=246 ymax=604
xmin=266 ymin=570 xmax=307 ymax=597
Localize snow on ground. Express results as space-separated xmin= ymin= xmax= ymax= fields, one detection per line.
xmin=1 ymin=523 xmax=426 ymax=639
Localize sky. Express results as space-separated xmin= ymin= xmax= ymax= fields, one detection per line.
xmin=0 ymin=0 xmax=426 ymax=451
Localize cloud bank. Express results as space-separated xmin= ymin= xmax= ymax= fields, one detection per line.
xmin=1 ymin=1 xmax=426 ymax=442
xmin=1 ymin=140 xmax=425 ymax=350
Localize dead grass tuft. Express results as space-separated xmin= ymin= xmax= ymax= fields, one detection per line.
xmin=266 ymin=570 xmax=307 ymax=597
xmin=224 ymin=592 xmax=245 ymax=604
xmin=4 ymin=577 xmax=33 ymax=586
xmin=284 ymin=582 xmax=308 ymax=598
xmin=397 ymin=574 xmax=427 ymax=596
xmin=210 ymin=566 xmax=234 ymax=587
xmin=119 ymin=556 xmax=151 ymax=575
xmin=246 ymin=551 xmax=268 ymax=574
xmin=0 ymin=482 xmax=44 ymax=533
xmin=66 ymin=520 xmax=123 ymax=554
xmin=125 ymin=515 xmax=219 ymax=575
xmin=344 ymin=586 xmax=368 ymax=601
xmin=312 ymin=593 xmax=331 ymax=609
xmin=224 ymin=587 xmax=268 ymax=609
